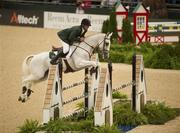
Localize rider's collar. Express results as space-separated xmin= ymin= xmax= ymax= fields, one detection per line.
xmin=82 ymin=28 xmax=85 ymax=34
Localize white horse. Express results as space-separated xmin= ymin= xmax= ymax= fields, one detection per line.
xmin=18 ymin=32 xmax=112 ymax=102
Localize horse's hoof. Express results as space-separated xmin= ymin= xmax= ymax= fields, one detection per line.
xmin=21 ymin=99 xmax=25 ymax=103
xmin=18 ymin=96 xmax=22 ymax=101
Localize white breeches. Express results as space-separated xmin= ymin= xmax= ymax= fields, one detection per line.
xmin=60 ymin=39 xmax=70 ymax=54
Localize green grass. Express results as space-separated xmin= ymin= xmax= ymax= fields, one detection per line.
xmin=18 ymin=102 xmax=180 ymax=132
xmin=17 ymin=119 xmax=41 ymax=133
xmin=142 ymin=101 xmax=177 ymax=124
xmin=113 ymin=103 xmax=148 ymax=126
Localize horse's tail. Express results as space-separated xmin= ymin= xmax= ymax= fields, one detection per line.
xmin=22 ymin=55 xmax=34 ymax=76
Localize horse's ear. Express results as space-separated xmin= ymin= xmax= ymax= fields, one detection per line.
xmin=106 ymin=32 xmax=109 ymax=36
xmin=109 ymin=32 xmax=113 ymax=37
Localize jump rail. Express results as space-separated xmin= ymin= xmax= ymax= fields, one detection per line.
xmin=42 ymin=54 xmax=147 ymax=124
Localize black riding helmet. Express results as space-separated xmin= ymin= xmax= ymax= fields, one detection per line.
xmin=81 ymin=18 xmax=91 ymax=26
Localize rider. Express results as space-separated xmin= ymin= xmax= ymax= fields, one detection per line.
xmin=50 ymin=18 xmax=91 ymax=65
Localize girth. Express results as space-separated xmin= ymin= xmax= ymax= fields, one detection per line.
xmin=63 ymin=59 xmax=75 ymax=73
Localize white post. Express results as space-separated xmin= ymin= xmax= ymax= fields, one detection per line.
xmin=43 ymin=65 xmax=63 ymax=123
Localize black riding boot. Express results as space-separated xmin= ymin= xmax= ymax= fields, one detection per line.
xmin=50 ymin=51 xmax=67 ymax=65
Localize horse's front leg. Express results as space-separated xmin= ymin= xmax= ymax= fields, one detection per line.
xmin=76 ymin=60 xmax=100 ymax=69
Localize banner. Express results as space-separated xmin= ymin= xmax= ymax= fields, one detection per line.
xmin=44 ymin=11 xmax=109 ymax=32
xmin=0 ymin=9 xmax=43 ymax=27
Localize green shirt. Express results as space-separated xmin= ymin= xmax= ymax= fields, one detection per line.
xmin=57 ymin=25 xmax=87 ymax=45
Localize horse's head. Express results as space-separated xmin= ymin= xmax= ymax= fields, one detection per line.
xmin=18 ymin=84 xmax=33 ymax=103
xmin=98 ymin=32 xmax=113 ymax=59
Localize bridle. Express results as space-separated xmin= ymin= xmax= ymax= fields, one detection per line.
xmin=72 ymin=34 xmax=110 ymax=59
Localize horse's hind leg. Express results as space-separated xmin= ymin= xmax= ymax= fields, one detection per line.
xmin=22 ymin=73 xmax=43 ymax=90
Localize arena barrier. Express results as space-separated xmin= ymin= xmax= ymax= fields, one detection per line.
xmin=42 ymin=54 xmax=100 ymax=123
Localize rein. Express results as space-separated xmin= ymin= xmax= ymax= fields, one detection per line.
xmin=71 ymin=44 xmax=92 ymax=58
xmin=71 ymin=36 xmax=108 ymax=59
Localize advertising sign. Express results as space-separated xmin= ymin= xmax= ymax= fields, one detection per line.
xmin=0 ymin=9 xmax=43 ymax=27
xmin=44 ymin=11 xmax=108 ymax=32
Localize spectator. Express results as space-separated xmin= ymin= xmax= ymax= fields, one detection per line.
xmin=76 ymin=0 xmax=85 ymax=14
xmin=101 ymin=0 xmax=117 ymax=7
